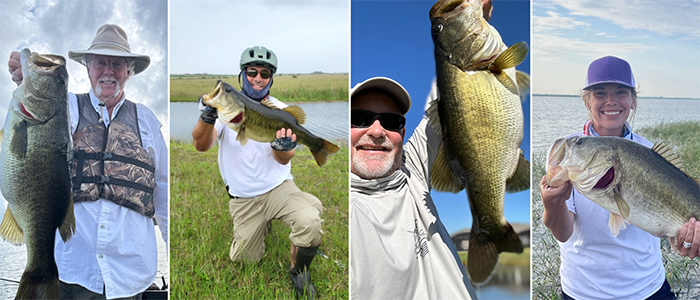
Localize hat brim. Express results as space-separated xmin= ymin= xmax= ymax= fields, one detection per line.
xmin=351 ymin=77 xmax=411 ymax=115
xmin=69 ymin=49 xmax=150 ymax=75
xmin=583 ymin=79 xmax=635 ymax=90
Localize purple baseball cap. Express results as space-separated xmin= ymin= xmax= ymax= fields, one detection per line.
xmin=583 ymin=56 xmax=636 ymax=90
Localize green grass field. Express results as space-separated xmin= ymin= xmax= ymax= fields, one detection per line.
xmin=169 ymin=140 xmax=348 ymax=299
xmin=531 ymin=121 xmax=700 ymax=300
xmin=170 ymin=73 xmax=348 ymax=103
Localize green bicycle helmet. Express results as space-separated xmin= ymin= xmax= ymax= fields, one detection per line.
xmin=240 ymin=46 xmax=278 ymax=74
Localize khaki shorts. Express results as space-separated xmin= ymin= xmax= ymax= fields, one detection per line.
xmin=228 ymin=180 xmax=323 ymax=262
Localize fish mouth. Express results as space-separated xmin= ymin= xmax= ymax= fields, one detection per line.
xmin=430 ymin=0 xmax=470 ymax=20
xmin=203 ymin=81 xmax=223 ymax=106
xmin=593 ymin=167 xmax=615 ymax=189
xmin=17 ymin=102 xmax=35 ymax=120
xmin=545 ymin=138 xmax=569 ymax=186
xmin=230 ymin=112 xmax=243 ymax=124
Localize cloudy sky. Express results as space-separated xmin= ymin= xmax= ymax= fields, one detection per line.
xmin=533 ymin=0 xmax=700 ymax=98
xmin=0 ymin=0 xmax=168 ymax=133
xmin=170 ymin=0 xmax=349 ymax=75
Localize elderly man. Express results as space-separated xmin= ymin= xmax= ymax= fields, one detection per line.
xmin=350 ymin=77 xmax=477 ymax=299
xmin=192 ymin=46 xmax=323 ymax=299
xmin=8 ymin=24 xmax=168 ymax=300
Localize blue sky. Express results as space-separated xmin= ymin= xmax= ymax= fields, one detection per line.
xmin=351 ymin=0 xmax=531 ymax=234
xmin=533 ymin=0 xmax=700 ymax=98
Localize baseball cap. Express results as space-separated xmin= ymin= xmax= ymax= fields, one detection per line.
xmin=351 ymin=77 xmax=411 ymax=115
xmin=583 ymin=56 xmax=636 ymax=90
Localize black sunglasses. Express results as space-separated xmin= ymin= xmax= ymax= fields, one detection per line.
xmin=351 ymin=109 xmax=406 ymax=132
xmin=245 ymin=69 xmax=272 ymax=79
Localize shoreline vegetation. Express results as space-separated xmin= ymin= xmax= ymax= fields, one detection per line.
xmin=532 ymin=121 xmax=700 ymax=300
xmin=170 ymin=73 xmax=349 ymax=103
xmin=533 ymin=94 xmax=700 ymax=100
xmin=170 ymin=141 xmax=349 ymax=299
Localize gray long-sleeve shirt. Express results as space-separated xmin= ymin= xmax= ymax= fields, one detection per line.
xmin=350 ymin=117 xmax=477 ymax=300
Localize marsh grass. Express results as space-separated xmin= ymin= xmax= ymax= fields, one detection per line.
xmin=170 ymin=73 xmax=348 ymax=102
xmin=531 ymin=121 xmax=700 ymax=300
xmin=170 ymin=140 xmax=348 ymax=299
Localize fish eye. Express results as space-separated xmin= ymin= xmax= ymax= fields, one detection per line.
xmin=225 ymin=87 xmax=233 ymax=93
xmin=432 ymin=24 xmax=443 ymax=36
xmin=56 ymin=76 xmax=66 ymax=85
xmin=576 ymin=138 xmax=583 ymax=145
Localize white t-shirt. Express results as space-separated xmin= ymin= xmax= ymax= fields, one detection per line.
xmin=559 ymin=131 xmax=665 ymax=300
xmin=214 ymin=95 xmax=292 ymax=198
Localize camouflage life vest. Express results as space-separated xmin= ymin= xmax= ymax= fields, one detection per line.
xmin=71 ymin=93 xmax=156 ymax=217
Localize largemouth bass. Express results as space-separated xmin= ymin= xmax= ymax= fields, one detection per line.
xmin=202 ymin=80 xmax=339 ymax=166
xmin=429 ymin=0 xmax=530 ymax=283
xmin=0 ymin=48 xmax=75 ymax=299
xmin=546 ymin=136 xmax=700 ymax=241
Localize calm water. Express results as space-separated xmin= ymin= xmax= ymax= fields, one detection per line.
xmin=169 ymin=101 xmax=348 ymax=143
xmin=0 ymin=223 xmax=168 ymax=298
xmin=533 ymin=96 xmax=700 ymax=153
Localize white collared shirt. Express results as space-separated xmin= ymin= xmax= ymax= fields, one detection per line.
xmin=54 ymin=90 xmax=168 ymax=298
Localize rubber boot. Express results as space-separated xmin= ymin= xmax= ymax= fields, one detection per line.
xmin=289 ymin=245 xmax=318 ymax=299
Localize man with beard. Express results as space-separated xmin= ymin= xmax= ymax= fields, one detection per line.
xmin=7 ymin=24 xmax=168 ymax=299
xmin=349 ymin=77 xmax=477 ymax=299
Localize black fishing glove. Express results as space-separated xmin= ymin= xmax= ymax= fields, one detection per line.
xmin=271 ymin=136 xmax=297 ymax=152
xmin=198 ymin=95 xmax=217 ymax=124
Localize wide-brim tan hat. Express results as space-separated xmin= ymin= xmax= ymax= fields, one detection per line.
xmin=69 ymin=24 xmax=150 ymax=75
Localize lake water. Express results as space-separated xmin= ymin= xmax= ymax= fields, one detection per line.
xmin=0 ymin=225 xmax=168 ymax=298
xmin=533 ymin=96 xmax=700 ymax=153
xmin=169 ymin=101 xmax=349 ymax=143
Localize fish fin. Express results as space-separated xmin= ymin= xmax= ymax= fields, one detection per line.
xmin=426 ymin=98 xmax=443 ymax=141
xmin=467 ymin=222 xmax=523 ymax=284
xmin=283 ymin=105 xmax=307 ymax=125
xmin=311 ymin=139 xmax=340 ymax=167
xmin=669 ymin=236 xmax=680 ymax=254
xmin=16 ymin=269 xmax=60 ymax=300
xmin=430 ymin=144 xmax=462 ymax=192
xmin=516 ymin=71 xmax=530 ymax=102
xmin=10 ymin=120 xmax=28 ymax=159
xmin=58 ymin=197 xmax=76 ymax=243
xmin=506 ymin=149 xmax=530 ymax=193
xmin=614 ymin=187 xmax=631 ymax=219
xmin=260 ymin=98 xmax=277 ymax=109
xmin=493 ymin=41 xmax=529 ymax=71
xmin=608 ymin=212 xmax=629 ymax=237
xmin=0 ymin=127 xmax=4 ymax=144
xmin=651 ymin=142 xmax=684 ymax=171
xmin=0 ymin=207 xmax=24 ymax=245
xmin=236 ymin=125 xmax=248 ymax=146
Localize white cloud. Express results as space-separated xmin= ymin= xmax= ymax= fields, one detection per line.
xmin=546 ymin=0 xmax=700 ymax=39
xmin=169 ymin=0 xmax=349 ymax=75
xmin=533 ymin=33 xmax=654 ymax=62
xmin=534 ymin=11 xmax=589 ymax=32
xmin=0 ymin=0 xmax=168 ymax=132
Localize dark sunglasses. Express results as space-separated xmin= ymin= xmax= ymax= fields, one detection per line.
xmin=351 ymin=109 xmax=405 ymax=131
xmin=246 ymin=69 xmax=272 ymax=79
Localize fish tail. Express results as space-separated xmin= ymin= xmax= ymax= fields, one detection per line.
xmin=311 ymin=139 xmax=340 ymax=167
xmin=467 ymin=222 xmax=523 ymax=283
xmin=16 ymin=269 xmax=60 ymax=300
